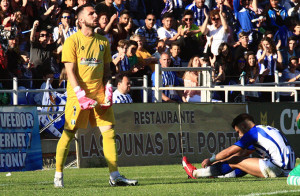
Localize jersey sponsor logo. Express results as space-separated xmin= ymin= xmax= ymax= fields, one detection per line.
xmin=80 ymin=57 xmax=102 ymax=66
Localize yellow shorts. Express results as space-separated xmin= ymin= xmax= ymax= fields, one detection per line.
xmin=64 ymin=96 xmax=115 ymax=131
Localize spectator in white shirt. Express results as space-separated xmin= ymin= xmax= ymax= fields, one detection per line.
xmin=113 ymin=73 xmax=133 ymax=103
xmin=157 ymin=12 xmax=181 ymax=47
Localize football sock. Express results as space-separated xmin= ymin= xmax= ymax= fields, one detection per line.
xmin=102 ymin=128 xmax=118 ymax=173
xmin=110 ymin=171 xmax=121 ymax=180
xmin=55 ymin=171 xmax=63 ymax=178
xmin=287 ymin=176 xmax=300 ymax=186
xmin=194 ymin=162 xmax=233 ymax=177
xmin=297 ymin=119 xmax=300 ymax=129
xmin=55 ymin=130 xmax=75 ymax=172
xmin=234 ymin=169 xmax=247 ymax=177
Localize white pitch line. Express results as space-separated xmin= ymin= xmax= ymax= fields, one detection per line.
xmin=239 ymin=189 xmax=300 ymax=196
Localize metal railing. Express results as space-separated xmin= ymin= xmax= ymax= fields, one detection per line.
xmin=154 ymin=64 xmax=300 ymax=103
xmin=0 ymin=76 xmax=149 ymax=105
xmin=1 ymin=70 xmax=299 ymax=105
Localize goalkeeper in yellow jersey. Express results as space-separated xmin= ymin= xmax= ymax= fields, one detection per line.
xmin=54 ymin=4 xmax=137 ymax=188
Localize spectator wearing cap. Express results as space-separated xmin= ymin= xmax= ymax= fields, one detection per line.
xmin=135 ymin=13 xmax=158 ymax=54
xmin=157 ymin=12 xmax=181 ymax=47
xmin=113 ymin=73 xmax=133 ymax=103
xmin=185 ymin=0 xmax=209 ymax=26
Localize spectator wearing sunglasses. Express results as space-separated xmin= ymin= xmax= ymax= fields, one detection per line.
xmin=177 ymin=9 xmax=203 ymax=61
xmin=202 ymin=8 xmax=230 ymax=56
xmin=29 ymin=20 xmax=63 ymax=88
xmin=53 ymin=10 xmax=77 ymax=42
xmin=135 ymin=13 xmax=158 ymax=54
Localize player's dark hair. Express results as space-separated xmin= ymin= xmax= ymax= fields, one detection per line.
xmin=231 ymin=113 xmax=255 ymax=128
xmin=76 ymin=3 xmax=93 ymax=17
xmin=115 ymin=73 xmax=129 ymax=85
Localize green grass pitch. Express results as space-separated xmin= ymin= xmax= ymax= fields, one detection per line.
xmin=1 ymin=160 xmax=300 ymax=196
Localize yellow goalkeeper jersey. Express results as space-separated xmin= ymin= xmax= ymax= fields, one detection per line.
xmin=62 ymin=30 xmax=112 ymax=99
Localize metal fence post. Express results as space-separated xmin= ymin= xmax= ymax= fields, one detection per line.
xmin=201 ymin=64 xmax=207 ymax=102
xmin=275 ymin=71 xmax=279 ymax=102
xmin=240 ymin=73 xmax=246 ymax=102
xmin=143 ymin=75 xmax=148 ymax=103
xmin=13 ymin=77 xmax=18 ymax=105
xmin=207 ymin=65 xmax=212 ymax=102
xmin=154 ymin=64 xmax=162 ymax=102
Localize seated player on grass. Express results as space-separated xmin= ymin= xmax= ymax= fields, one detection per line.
xmin=287 ymin=112 xmax=300 ymax=186
xmin=183 ymin=113 xmax=295 ymax=179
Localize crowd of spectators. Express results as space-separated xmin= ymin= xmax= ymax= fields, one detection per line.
xmin=0 ymin=0 xmax=299 ymax=105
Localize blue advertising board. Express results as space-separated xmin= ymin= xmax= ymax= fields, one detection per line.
xmin=0 ymin=106 xmax=43 ymax=172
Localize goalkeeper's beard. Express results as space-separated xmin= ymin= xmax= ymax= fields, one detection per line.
xmin=82 ymin=20 xmax=98 ymax=30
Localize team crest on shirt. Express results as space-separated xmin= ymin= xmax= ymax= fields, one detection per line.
xmin=99 ymin=44 xmax=104 ymax=51
xmin=81 ymin=46 xmax=85 ymax=50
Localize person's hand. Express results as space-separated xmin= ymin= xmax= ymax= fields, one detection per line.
xmin=119 ymin=53 xmax=125 ymax=60
xmin=58 ymin=23 xmax=63 ymax=33
xmin=249 ymin=78 xmax=255 ymax=83
xmin=100 ymin=84 xmax=113 ymax=109
xmin=201 ymin=158 xmax=212 ymax=168
xmin=2 ymin=16 xmax=11 ymax=26
xmin=22 ymin=0 xmax=28 ymax=7
xmin=219 ymin=4 xmax=223 ymax=14
xmin=75 ymin=88 xmax=97 ymax=110
xmin=276 ymin=39 xmax=281 ymax=51
xmin=204 ymin=8 xmax=208 ymax=18
xmin=110 ymin=13 xmax=118 ymax=23
xmin=209 ymin=55 xmax=216 ymax=66
xmin=33 ymin=20 xmax=39 ymax=28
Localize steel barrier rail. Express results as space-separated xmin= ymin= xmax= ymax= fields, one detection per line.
xmin=154 ymin=64 xmax=300 ymax=103
xmin=0 ymin=76 xmax=148 ymax=105
xmin=158 ymin=86 xmax=299 ymax=102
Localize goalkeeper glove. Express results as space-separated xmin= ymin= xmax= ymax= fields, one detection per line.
xmin=100 ymin=84 xmax=113 ymax=109
xmin=75 ymin=86 xmax=97 ymax=110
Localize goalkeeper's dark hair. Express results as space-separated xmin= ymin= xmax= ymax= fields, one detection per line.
xmin=231 ymin=113 xmax=255 ymax=128
xmin=76 ymin=3 xmax=93 ymax=17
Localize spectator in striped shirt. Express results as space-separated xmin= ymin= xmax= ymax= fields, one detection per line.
xmin=113 ymin=73 xmax=133 ymax=103
xmin=112 ymin=39 xmax=130 ymax=74
xmin=185 ymin=0 xmax=209 ymax=26
xmin=135 ymin=13 xmax=158 ymax=54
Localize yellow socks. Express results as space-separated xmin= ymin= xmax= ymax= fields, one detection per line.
xmin=102 ymin=128 xmax=118 ymax=173
xmin=55 ymin=130 xmax=75 ymax=172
